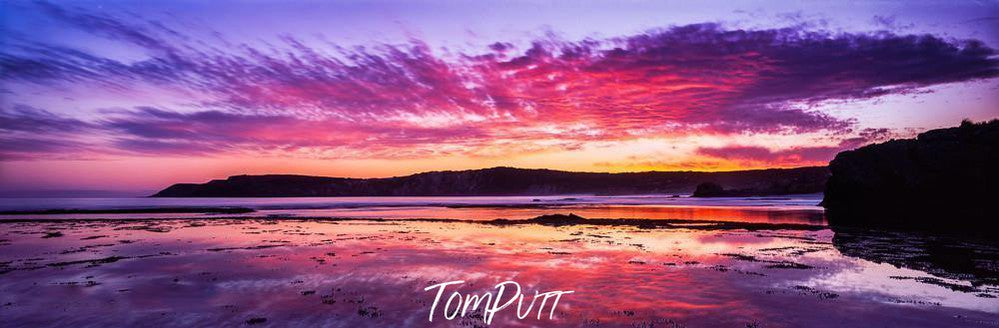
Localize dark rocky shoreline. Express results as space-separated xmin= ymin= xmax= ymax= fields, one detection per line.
xmin=822 ymin=120 xmax=998 ymax=235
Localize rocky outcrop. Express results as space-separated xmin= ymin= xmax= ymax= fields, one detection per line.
xmin=822 ymin=120 xmax=999 ymax=234
xmin=152 ymin=166 xmax=829 ymax=197
xmin=692 ymin=182 xmax=727 ymax=197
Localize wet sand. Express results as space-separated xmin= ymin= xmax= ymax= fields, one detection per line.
xmin=1 ymin=217 xmax=997 ymax=327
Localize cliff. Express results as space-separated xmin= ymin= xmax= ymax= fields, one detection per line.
xmin=152 ymin=166 xmax=829 ymax=197
xmin=823 ymin=120 xmax=999 ymax=233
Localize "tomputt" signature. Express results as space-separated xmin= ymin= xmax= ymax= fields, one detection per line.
xmin=424 ymin=280 xmax=574 ymax=325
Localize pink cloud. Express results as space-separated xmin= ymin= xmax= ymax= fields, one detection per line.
xmin=2 ymin=4 xmax=997 ymax=164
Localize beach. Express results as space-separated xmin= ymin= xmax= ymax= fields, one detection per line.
xmin=1 ymin=198 xmax=996 ymax=327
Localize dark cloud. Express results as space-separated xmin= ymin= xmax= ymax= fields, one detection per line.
xmin=0 ymin=105 xmax=97 ymax=160
xmin=837 ymin=127 xmax=898 ymax=149
xmin=93 ymin=107 xmax=498 ymax=158
xmin=0 ymin=137 xmax=83 ymax=154
xmin=108 ymin=138 xmax=220 ymax=156
xmin=33 ymin=1 xmax=174 ymax=53
xmin=0 ymin=105 xmax=95 ymax=133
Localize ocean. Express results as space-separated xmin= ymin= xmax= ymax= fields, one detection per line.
xmin=0 ymin=194 xmax=825 ymax=224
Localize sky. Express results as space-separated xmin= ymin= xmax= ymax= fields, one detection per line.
xmin=1 ymin=0 xmax=998 ymax=193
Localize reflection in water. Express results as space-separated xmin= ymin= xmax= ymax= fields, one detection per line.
xmin=0 ymin=205 xmax=826 ymax=225
xmin=0 ymin=195 xmax=827 ymax=212
xmin=0 ymin=195 xmax=826 ymax=225
xmin=831 ymin=227 xmax=999 ymax=290
xmin=1 ymin=217 xmax=997 ymax=327
xmin=285 ymin=204 xmax=827 ymax=224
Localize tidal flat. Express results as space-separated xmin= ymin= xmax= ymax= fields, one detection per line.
xmin=0 ymin=217 xmax=997 ymax=327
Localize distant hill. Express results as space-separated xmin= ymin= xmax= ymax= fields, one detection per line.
xmin=152 ymin=166 xmax=829 ymax=197
xmin=823 ymin=119 xmax=998 ymax=234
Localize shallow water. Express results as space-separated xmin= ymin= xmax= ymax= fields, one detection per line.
xmin=0 ymin=195 xmax=826 ymax=224
xmin=1 ymin=217 xmax=996 ymax=327
xmin=0 ymin=195 xmax=826 ymax=211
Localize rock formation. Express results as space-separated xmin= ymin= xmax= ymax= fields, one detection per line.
xmin=823 ymin=120 xmax=998 ymax=234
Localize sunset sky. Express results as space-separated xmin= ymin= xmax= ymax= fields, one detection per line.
xmin=1 ymin=0 xmax=998 ymax=193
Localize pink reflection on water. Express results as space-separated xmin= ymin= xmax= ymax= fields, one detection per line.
xmin=0 ymin=196 xmax=826 ymax=225
xmin=0 ymin=205 xmax=826 ymax=226
xmin=292 ymin=204 xmax=826 ymax=225
xmin=0 ymin=219 xmax=995 ymax=327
